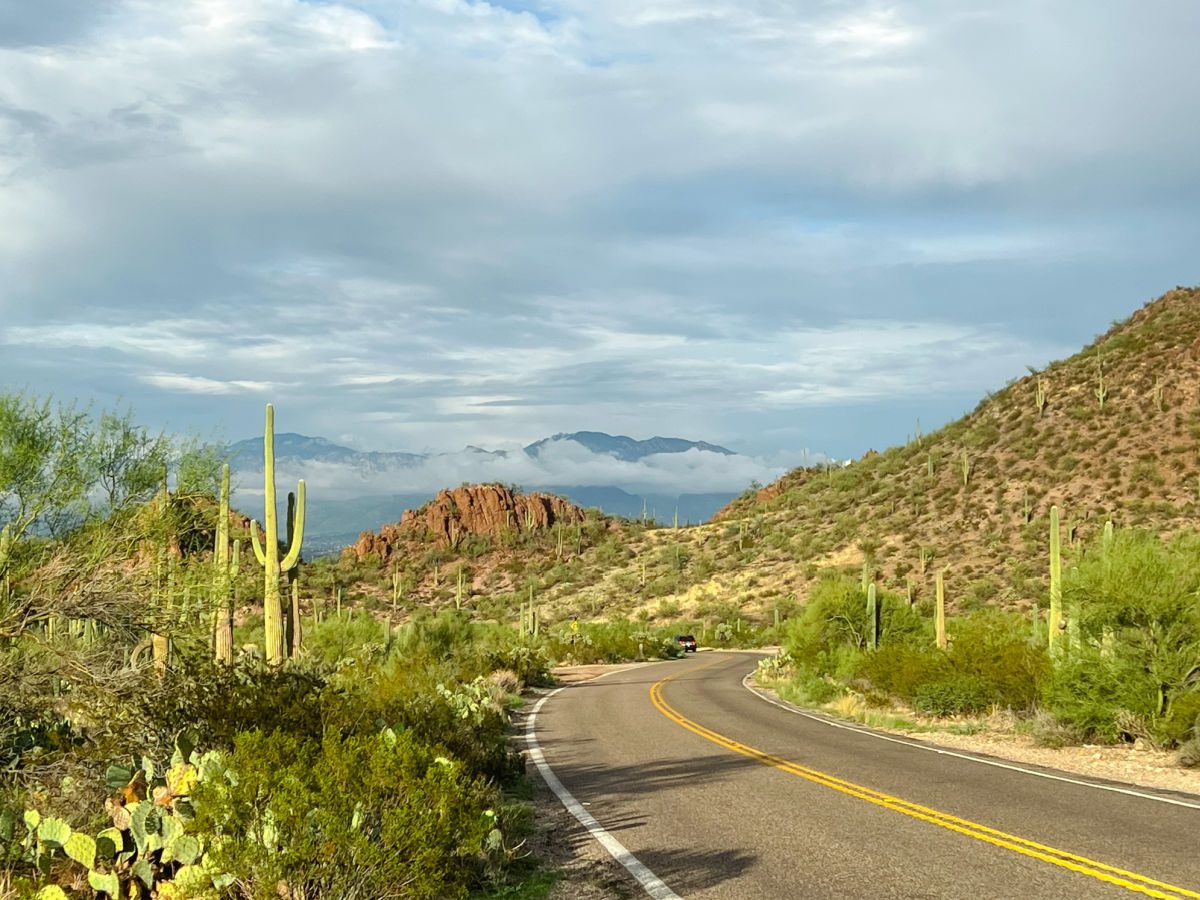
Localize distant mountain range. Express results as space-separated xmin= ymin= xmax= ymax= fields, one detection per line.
xmin=230 ymin=430 xmax=734 ymax=469
xmin=227 ymin=430 xmax=754 ymax=554
xmin=524 ymin=432 xmax=734 ymax=461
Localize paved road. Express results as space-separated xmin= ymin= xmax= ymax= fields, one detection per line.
xmin=532 ymin=652 xmax=1200 ymax=899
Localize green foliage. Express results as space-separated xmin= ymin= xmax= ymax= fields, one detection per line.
xmin=781 ymin=576 xmax=1046 ymax=716
xmin=1044 ymin=528 xmax=1200 ymax=745
xmin=785 ymin=575 xmax=926 ymax=666
xmin=913 ymin=676 xmax=994 ymax=716
xmin=190 ymin=728 xmax=501 ymax=899
xmin=125 ymin=657 xmax=331 ymax=752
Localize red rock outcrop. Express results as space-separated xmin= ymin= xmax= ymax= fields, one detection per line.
xmin=346 ymin=484 xmax=586 ymax=562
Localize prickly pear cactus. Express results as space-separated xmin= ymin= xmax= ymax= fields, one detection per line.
xmin=20 ymin=735 xmax=234 ymax=898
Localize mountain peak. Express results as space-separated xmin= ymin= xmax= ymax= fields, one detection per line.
xmin=524 ymin=431 xmax=734 ymax=461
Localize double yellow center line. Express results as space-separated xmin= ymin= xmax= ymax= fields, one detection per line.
xmin=649 ymin=665 xmax=1200 ymax=899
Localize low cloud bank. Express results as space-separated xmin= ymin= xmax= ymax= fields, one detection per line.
xmin=231 ymin=441 xmax=816 ymax=501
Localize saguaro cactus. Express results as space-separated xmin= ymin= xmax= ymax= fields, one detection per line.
xmin=290 ymin=579 xmax=303 ymax=655
xmin=935 ymin=569 xmax=947 ymax=649
xmin=213 ymin=464 xmax=235 ymax=664
xmin=249 ymin=404 xmax=306 ymax=664
xmin=1048 ymin=505 xmax=1063 ymax=653
xmin=866 ymin=583 xmax=879 ymax=651
xmin=0 ymin=524 xmax=11 ymax=576
xmin=391 ymin=570 xmax=403 ymax=615
xmin=1035 ymin=376 xmax=1048 ymax=416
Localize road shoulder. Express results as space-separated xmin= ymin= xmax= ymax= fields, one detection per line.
xmin=747 ymin=678 xmax=1200 ymax=800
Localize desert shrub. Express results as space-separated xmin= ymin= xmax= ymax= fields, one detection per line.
xmin=1048 ymin=528 xmax=1200 ymax=745
xmin=944 ymin=610 xmax=1048 ymax=712
xmin=1041 ymin=648 xmax=1159 ymax=743
xmin=854 ymin=643 xmax=949 ymax=702
xmin=191 ymin=728 xmax=502 ymax=899
xmin=784 ymin=575 xmax=927 ymax=670
xmin=913 ymin=676 xmax=994 ymax=716
xmin=124 ymin=658 xmax=331 ymax=752
xmin=340 ymin=659 xmax=522 ymax=782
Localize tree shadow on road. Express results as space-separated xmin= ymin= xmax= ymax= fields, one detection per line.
xmin=634 ymin=845 xmax=758 ymax=892
xmin=537 ymin=744 xmax=756 ymax=801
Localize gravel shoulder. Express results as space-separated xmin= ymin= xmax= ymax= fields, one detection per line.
xmin=754 ymin=682 xmax=1200 ymax=798
xmin=901 ymin=728 xmax=1200 ymax=796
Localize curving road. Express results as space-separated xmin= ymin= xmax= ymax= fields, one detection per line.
xmin=530 ymin=652 xmax=1200 ymax=899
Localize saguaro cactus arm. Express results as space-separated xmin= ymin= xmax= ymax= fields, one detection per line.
xmin=281 ymin=480 xmax=306 ymax=572
xmin=249 ymin=521 xmax=267 ymax=566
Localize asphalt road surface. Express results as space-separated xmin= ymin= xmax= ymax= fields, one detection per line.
xmin=531 ymin=651 xmax=1200 ymax=899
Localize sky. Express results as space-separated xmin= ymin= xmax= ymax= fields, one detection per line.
xmin=2 ymin=0 xmax=1199 ymax=477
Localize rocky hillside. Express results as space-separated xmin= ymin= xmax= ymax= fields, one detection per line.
xmin=317 ymin=287 xmax=1200 ymax=631
xmin=327 ymin=484 xmax=630 ymax=617
xmin=507 ymin=286 xmax=1200 ymax=626
xmin=713 ymin=286 xmax=1200 ymax=604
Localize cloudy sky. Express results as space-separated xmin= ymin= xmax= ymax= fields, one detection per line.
xmin=3 ymin=0 xmax=1198 ymax=469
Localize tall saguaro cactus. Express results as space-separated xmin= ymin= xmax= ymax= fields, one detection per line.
xmin=866 ymin=582 xmax=879 ymax=651
xmin=249 ymin=404 xmax=306 ymax=664
xmin=935 ymin=569 xmax=947 ymax=649
xmin=1048 ymin=505 xmax=1063 ymax=652
xmin=213 ymin=464 xmax=235 ymax=664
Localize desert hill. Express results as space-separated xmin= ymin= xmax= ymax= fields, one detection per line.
xmin=319 ymin=287 xmax=1200 ymax=631
xmin=710 ymin=286 xmax=1200 ymax=607
xmin=520 ymin=286 xmax=1200 ymax=626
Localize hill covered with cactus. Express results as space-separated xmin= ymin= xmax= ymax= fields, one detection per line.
xmin=700 ymin=285 xmax=1200 ymax=613
xmin=472 ymin=285 xmax=1200 ymax=628
xmin=301 ymin=287 xmax=1200 ymax=633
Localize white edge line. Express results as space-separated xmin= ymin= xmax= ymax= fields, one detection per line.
xmin=526 ymin=671 xmax=682 ymax=900
xmin=740 ymin=672 xmax=1200 ymax=811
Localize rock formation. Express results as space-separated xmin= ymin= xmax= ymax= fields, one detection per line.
xmin=346 ymin=483 xmax=586 ymax=562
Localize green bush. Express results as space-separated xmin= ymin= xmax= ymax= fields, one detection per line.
xmin=127 ymin=658 xmax=331 ymax=752
xmin=1045 ymin=528 xmax=1200 ymax=745
xmin=914 ymin=676 xmax=994 ymax=716
xmin=191 ymin=728 xmax=502 ymax=899
xmin=854 ymin=644 xmax=949 ymax=702
xmin=335 ymin=651 xmax=522 ymax=782
xmin=1041 ymin=648 xmax=1160 ymax=743
xmin=944 ymin=610 xmax=1047 ymax=712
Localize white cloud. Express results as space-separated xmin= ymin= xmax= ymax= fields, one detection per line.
xmin=252 ymin=440 xmax=806 ymax=500
xmin=0 ymin=0 xmax=1197 ymax=459
xmin=139 ymin=373 xmax=277 ymax=394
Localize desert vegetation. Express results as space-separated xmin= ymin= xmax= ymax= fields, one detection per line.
xmin=0 ymin=397 xmax=697 ymax=899
xmin=759 ymin=513 xmax=1200 ymax=761
xmin=8 ymin=286 xmax=1200 ymax=896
